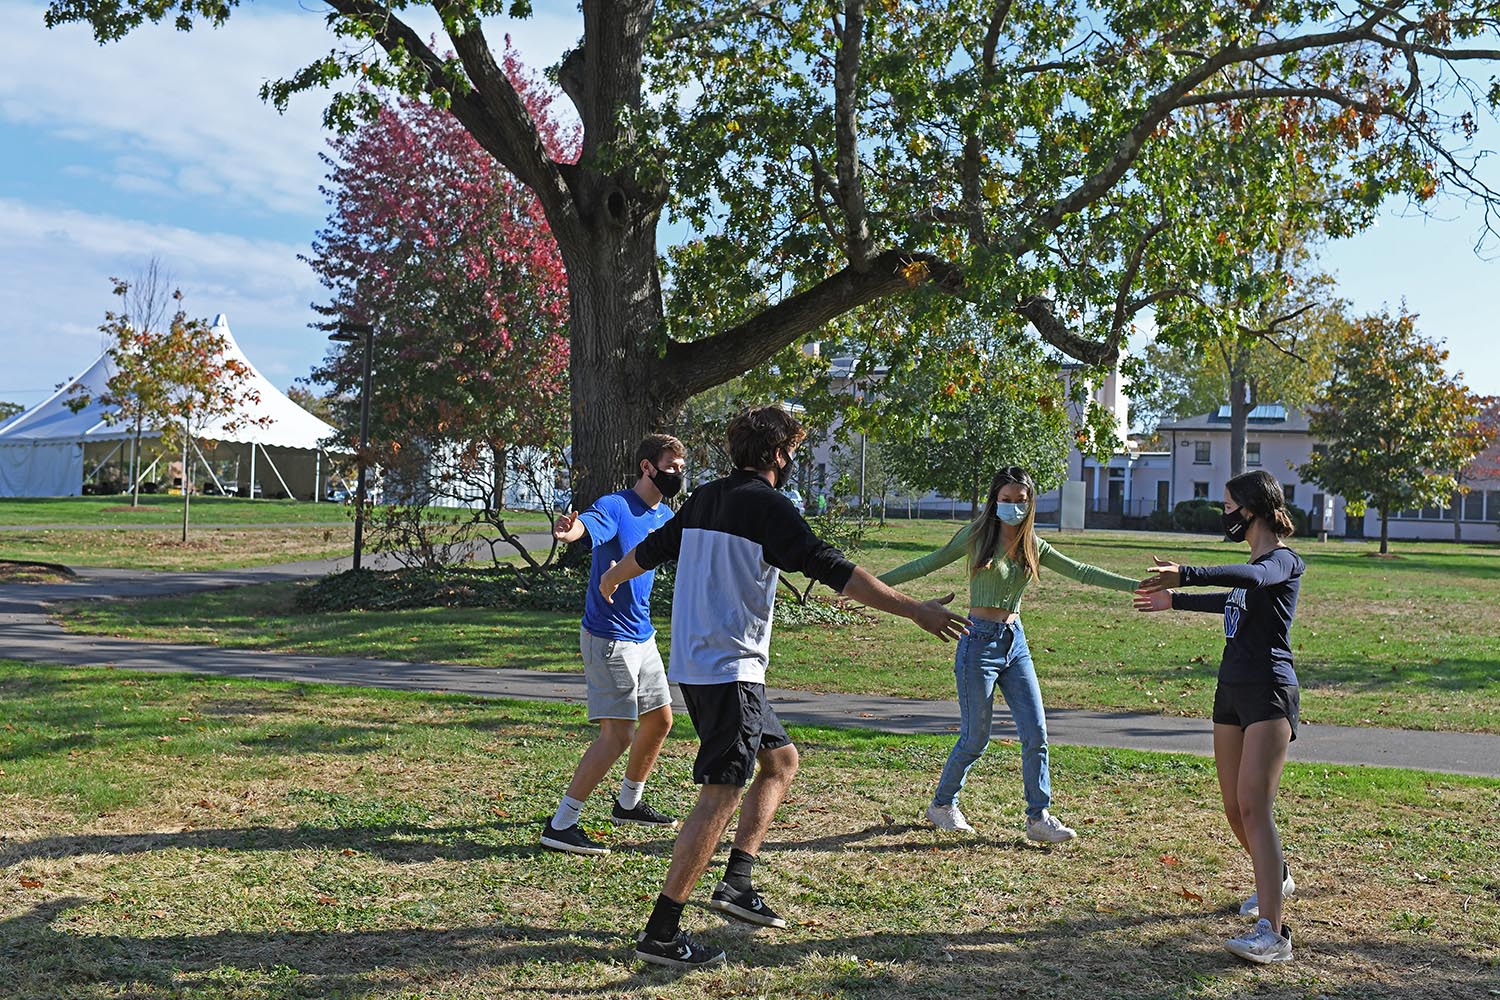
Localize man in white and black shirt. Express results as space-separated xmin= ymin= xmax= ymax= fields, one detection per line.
xmin=601 ymin=406 xmax=969 ymax=969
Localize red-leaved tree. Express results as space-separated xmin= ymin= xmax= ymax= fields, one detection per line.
xmin=307 ymin=46 xmax=575 ymax=566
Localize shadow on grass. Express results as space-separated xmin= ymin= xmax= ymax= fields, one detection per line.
xmin=3 ymin=896 xmax=1495 ymax=1000
xmin=0 ymin=817 xmax=579 ymax=868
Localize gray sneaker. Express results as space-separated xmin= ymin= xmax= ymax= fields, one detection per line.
xmin=1240 ymin=865 xmax=1296 ymax=917
xmin=926 ymin=802 xmax=976 ymax=833
xmin=1024 ymin=810 xmax=1077 ymax=843
xmin=1226 ymin=919 xmax=1293 ymax=964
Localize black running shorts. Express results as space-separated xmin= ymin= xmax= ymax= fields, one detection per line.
xmin=1212 ymin=680 xmax=1300 ymax=741
xmin=678 ymin=681 xmax=792 ymax=786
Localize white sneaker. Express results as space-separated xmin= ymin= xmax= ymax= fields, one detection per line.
xmin=1226 ymin=918 xmax=1293 ymax=964
xmin=1024 ymin=810 xmax=1077 ymax=843
xmin=926 ymin=802 xmax=975 ymax=833
xmin=1240 ymin=866 xmax=1296 ymax=917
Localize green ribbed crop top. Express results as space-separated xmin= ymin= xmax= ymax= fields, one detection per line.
xmin=877 ymin=523 xmax=1139 ymax=612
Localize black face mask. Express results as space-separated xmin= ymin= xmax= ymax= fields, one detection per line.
xmin=1222 ymin=507 xmax=1249 ymax=542
xmin=772 ymin=450 xmax=792 ymax=489
xmin=650 ymin=465 xmax=684 ymax=500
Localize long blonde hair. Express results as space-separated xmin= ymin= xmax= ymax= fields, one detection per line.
xmin=968 ymin=466 xmax=1040 ymax=580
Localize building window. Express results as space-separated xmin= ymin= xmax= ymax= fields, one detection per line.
xmin=1246 ymin=442 xmax=1261 ymax=466
xmin=1156 ymin=480 xmax=1171 ymax=513
xmin=1193 ymin=481 xmax=1209 ymax=499
xmin=1487 ymin=490 xmax=1500 ymax=522
xmin=1194 ymin=441 xmax=1211 ymax=465
xmin=1463 ymin=490 xmax=1485 ymax=521
xmin=1282 ymin=484 xmax=1295 ymax=504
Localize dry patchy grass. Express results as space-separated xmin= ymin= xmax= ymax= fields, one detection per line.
xmin=1 ymin=663 xmax=1496 ymax=999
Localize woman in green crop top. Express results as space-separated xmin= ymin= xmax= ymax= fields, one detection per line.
xmin=879 ymin=466 xmax=1139 ymax=840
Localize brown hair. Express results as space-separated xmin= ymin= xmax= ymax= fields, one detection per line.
xmin=726 ymin=406 xmax=807 ymax=470
xmin=969 ymin=466 xmax=1041 ymax=581
xmin=635 ymin=433 xmax=685 ymax=471
xmin=1226 ymin=470 xmax=1296 ymax=537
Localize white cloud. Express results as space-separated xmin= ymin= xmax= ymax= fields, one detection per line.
xmin=0 ymin=198 xmax=321 ymax=397
xmin=0 ymin=1 xmax=581 ymax=219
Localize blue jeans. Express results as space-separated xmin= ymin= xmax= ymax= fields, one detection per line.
xmin=933 ymin=617 xmax=1052 ymax=819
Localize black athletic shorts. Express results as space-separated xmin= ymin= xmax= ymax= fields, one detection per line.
xmin=678 ymin=681 xmax=792 ymax=786
xmin=1212 ymin=680 xmax=1300 ymax=742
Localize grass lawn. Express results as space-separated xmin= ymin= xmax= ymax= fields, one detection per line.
xmin=0 ymin=496 xmax=353 ymax=526
xmin=0 ymin=526 xmax=360 ymax=571
xmin=1 ymin=661 xmax=1495 ymax=1000
xmin=59 ymin=523 xmax=1500 ymax=732
xmin=0 ymin=495 xmax=555 ymax=531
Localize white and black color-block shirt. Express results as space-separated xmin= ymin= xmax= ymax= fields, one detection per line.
xmin=633 ymin=470 xmax=856 ymax=686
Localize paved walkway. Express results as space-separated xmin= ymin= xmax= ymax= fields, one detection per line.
xmin=2 ymin=558 xmax=1498 ymax=778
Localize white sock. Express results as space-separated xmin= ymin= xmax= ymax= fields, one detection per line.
xmin=618 ymin=777 xmax=646 ymax=810
xmin=551 ymin=794 xmax=585 ymax=831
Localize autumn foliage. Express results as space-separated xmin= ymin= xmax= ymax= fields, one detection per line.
xmin=307 ymin=45 xmax=574 ymax=470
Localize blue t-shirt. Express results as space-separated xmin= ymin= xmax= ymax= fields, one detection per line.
xmin=579 ymin=488 xmax=673 ymax=642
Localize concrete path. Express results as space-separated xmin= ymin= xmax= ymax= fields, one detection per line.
xmin=2 ymin=558 xmax=1498 ymax=779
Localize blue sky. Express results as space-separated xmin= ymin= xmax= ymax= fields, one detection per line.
xmin=1 ymin=0 xmax=1496 ymax=414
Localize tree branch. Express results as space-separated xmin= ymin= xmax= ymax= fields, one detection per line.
xmin=433 ymin=3 xmax=581 ymax=236
xmin=664 ymin=249 xmax=964 ymax=398
xmin=664 ymin=0 xmax=776 ymax=42
xmin=834 ymin=0 xmax=875 ymax=268
xmin=1015 ymin=296 xmax=1122 ymax=366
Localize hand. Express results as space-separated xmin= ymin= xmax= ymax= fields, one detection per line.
xmin=1138 ymin=556 xmax=1181 ymax=593
xmin=1133 ymin=588 xmax=1173 ymax=613
xmin=553 ymin=510 xmax=578 ymax=541
xmin=912 ymin=592 xmax=969 ymax=642
xmin=598 ymin=560 xmax=620 ymax=604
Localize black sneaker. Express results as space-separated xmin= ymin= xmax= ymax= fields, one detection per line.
xmin=611 ymin=799 xmax=679 ymax=828
xmin=707 ymin=881 xmax=788 ymax=928
xmin=539 ymin=821 xmax=609 ymax=856
xmin=634 ymin=929 xmax=727 ymax=969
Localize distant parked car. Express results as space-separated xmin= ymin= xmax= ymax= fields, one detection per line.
xmin=325 ymin=485 xmax=352 ymax=504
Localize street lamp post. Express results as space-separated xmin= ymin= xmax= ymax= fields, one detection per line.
xmin=331 ymin=321 xmax=375 ymax=571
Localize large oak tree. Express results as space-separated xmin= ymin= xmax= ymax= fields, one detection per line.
xmin=46 ymin=0 xmax=1500 ymax=512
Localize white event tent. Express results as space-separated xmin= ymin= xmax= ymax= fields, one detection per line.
xmin=0 ymin=315 xmax=343 ymax=499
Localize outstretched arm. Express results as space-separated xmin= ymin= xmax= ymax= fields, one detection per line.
xmin=877 ymin=524 xmax=972 ymax=586
xmin=1133 ymin=588 xmax=1229 ymax=615
xmin=1140 ymin=550 xmax=1299 ymax=592
xmin=1039 ymin=541 xmax=1140 ymax=592
xmin=842 ymin=567 xmax=969 ymax=641
xmin=599 ymin=551 xmax=646 ymax=604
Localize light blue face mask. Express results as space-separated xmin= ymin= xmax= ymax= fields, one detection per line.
xmin=995 ymin=501 xmax=1030 ymax=525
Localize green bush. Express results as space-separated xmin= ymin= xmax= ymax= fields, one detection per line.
xmin=1173 ymin=498 xmax=1224 ymax=533
xmin=1286 ymin=502 xmax=1312 ymax=537
xmin=1145 ymin=509 xmax=1175 ymax=532
xmin=295 ymin=566 xmax=589 ymax=614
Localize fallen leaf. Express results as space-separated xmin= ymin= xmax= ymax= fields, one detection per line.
xmin=1159 ymin=854 xmax=1181 ymax=866
xmin=194 ymin=799 xmax=212 ymax=809
xmin=156 ymin=735 xmax=171 ymax=743
xmin=18 ymin=877 xmax=42 ymax=889
xmin=176 ymin=716 xmax=193 ymax=722
xmin=317 ymin=894 xmax=338 ymax=905
xmin=1179 ymin=888 xmax=1205 ymax=903
xmin=340 ymin=849 xmax=357 ymax=857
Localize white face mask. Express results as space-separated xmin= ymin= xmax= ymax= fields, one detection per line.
xmin=995 ymin=501 xmax=1029 ymax=526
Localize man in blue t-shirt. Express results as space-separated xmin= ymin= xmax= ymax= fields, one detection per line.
xmin=539 ymin=434 xmax=687 ymax=856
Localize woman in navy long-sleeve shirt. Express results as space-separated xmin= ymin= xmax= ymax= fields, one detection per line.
xmin=1135 ymin=470 xmax=1304 ymax=965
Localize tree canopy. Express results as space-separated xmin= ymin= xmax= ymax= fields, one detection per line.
xmin=46 ymin=0 xmax=1500 ymax=511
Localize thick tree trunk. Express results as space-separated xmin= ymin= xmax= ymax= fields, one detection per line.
xmin=1229 ymin=374 xmax=1251 ymax=479
xmin=1452 ymin=484 xmax=1463 ymax=542
xmin=1379 ymin=507 xmax=1390 ymax=555
xmin=559 ymin=220 xmax=671 ymax=545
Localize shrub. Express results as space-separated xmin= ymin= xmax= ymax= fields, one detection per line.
xmin=1173 ymin=498 xmax=1225 ymax=533
xmin=295 ymin=565 xmax=589 ymax=614
xmin=1145 ymin=509 xmax=1175 ymax=532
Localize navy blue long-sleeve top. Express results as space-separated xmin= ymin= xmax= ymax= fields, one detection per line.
xmin=1171 ymin=546 xmax=1305 ymax=686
